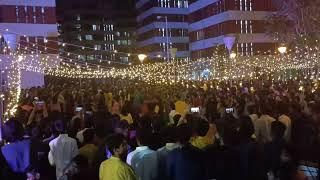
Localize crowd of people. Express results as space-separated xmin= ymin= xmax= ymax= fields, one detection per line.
xmin=0 ymin=77 xmax=319 ymax=180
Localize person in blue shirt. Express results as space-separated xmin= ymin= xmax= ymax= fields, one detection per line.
xmin=127 ymin=128 xmax=158 ymax=180
xmin=166 ymin=124 xmax=206 ymax=180
xmin=1 ymin=118 xmax=37 ymax=179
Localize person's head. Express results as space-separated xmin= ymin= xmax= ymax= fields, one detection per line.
xmin=238 ymin=116 xmax=254 ymax=140
xmin=70 ymin=117 xmax=83 ymax=132
xmin=83 ymin=128 xmax=95 ymax=144
xmin=196 ymin=119 xmax=209 ymax=137
xmin=271 ymin=120 xmax=286 ymax=140
xmin=277 ymin=102 xmax=289 ymax=116
xmin=54 ymin=119 xmax=66 ymax=135
xmin=115 ymin=120 xmax=129 ymax=137
xmin=111 ymin=100 xmax=120 ymax=114
xmin=161 ymin=126 xmax=177 ymax=144
xmin=176 ymin=124 xmax=192 ymax=145
xmin=106 ymin=134 xmax=128 ymax=158
xmin=247 ymin=104 xmax=257 ymax=115
xmin=3 ymin=118 xmax=24 ymax=143
xmin=136 ymin=128 xmax=152 ymax=146
xmin=261 ymin=104 xmax=272 ymax=115
xmin=310 ymin=102 xmax=320 ymax=123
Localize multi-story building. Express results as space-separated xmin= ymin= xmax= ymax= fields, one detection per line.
xmin=112 ymin=0 xmax=137 ymax=64
xmin=56 ymin=0 xmax=115 ymax=62
xmin=0 ymin=0 xmax=58 ymax=53
xmin=136 ymin=0 xmax=190 ymax=61
xmin=0 ymin=0 xmax=58 ymax=88
xmin=57 ymin=0 xmax=136 ymax=64
xmin=188 ymin=0 xmax=277 ymax=59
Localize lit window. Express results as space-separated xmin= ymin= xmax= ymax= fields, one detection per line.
xmin=87 ymin=55 xmax=94 ymax=60
xmin=85 ymin=35 xmax=93 ymax=40
xmin=92 ymin=25 xmax=97 ymax=31
xmin=128 ymin=40 xmax=132 ymax=45
xmin=78 ymin=34 xmax=82 ymax=41
xmin=116 ymin=32 xmax=120 ymax=36
xmin=16 ymin=6 xmax=19 ymax=23
xmin=75 ymin=24 xmax=81 ymax=29
xmin=76 ymin=15 xmax=81 ymax=21
xmin=121 ymin=40 xmax=127 ymax=45
xmin=94 ymin=45 xmax=101 ymax=50
xmin=120 ymin=56 xmax=129 ymax=62
xmin=41 ymin=7 xmax=45 ymax=13
xmin=117 ymin=40 xmax=121 ymax=45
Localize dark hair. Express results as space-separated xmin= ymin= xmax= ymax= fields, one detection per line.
xmin=120 ymin=101 xmax=130 ymax=116
xmin=136 ymin=128 xmax=152 ymax=146
xmin=238 ymin=116 xmax=254 ymax=139
xmin=3 ymin=118 xmax=24 ymax=143
xmin=54 ymin=119 xmax=66 ymax=134
xmin=106 ymin=134 xmax=126 ymax=155
xmin=271 ymin=121 xmax=286 ymax=139
xmin=83 ymin=128 xmax=95 ymax=144
xmin=196 ymin=120 xmax=209 ymax=137
xmin=247 ymin=105 xmax=256 ymax=115
xmin=176 ymin=124 xmax=192 ymax=144
xmin=161 ymin=126 xmax=177 ymax=143
xmin=118 ymin=120 xmax=129 ymax=130
xmin=277 ymin=102 xmax=289 ymax=115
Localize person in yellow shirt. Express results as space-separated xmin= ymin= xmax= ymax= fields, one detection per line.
xmin=99 ymin=134 xmax=137 ymax=180
xmin=190 ymin=120 xmax=215 ymax=149
xmin=120 ymin=101 xmax=133 ymax=124
xmin=175 ymin=98 xmax=188 ymax=116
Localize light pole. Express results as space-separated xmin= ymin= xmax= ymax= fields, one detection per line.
xmin=157 ymin=16 xmax=169 ymax=62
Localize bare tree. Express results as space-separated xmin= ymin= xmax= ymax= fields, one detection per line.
xmin=268 ymin=0 xmax=320 ymax=42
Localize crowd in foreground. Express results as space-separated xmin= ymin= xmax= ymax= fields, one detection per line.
xmin=0 ymin=78 xmax=320 ymax=180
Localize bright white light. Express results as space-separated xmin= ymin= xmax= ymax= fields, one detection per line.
xmin=157 ymin=54 xmax=162 ymax=58
xmin=278 ymin=46 xmax=287 ymax=54
xmin=138 ymin=54 xmax=147 ymax=62
xmin=230 ymin=52 xmax=237 ymax=59
xmin=18 ymin=55 xmax=23 ymax=62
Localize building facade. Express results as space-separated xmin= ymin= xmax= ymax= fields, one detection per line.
xmin=0 ymin=0 xmax=58 ymax=88
xmin=113 ymin=0 xmax=137 ymax=64
xmin=0 ymin=0 xmax=58 ymax=53
xmin=57 ymin=0 xmax=136 ymax=64
xmin=56 ymin=0 xmax=115 ymax=62
xmin=136 ymin=0 xmax=190 ymax=61
xmin=188 ymin=0 xmax=277 ymax=59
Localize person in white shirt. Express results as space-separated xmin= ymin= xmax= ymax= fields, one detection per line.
xmin=255 ymin=105 xmax=276 ymax=144
xmin=168 ymin=102 xmax=178 ymax=125
xmin=48 ymin=120 xmax=79 ymax=180
xmin=126 ymin=128 xmax=158 ymax=180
